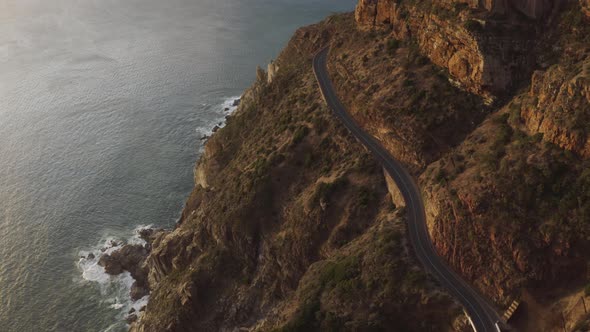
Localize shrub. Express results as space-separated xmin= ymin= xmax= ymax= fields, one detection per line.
xmin=387 ymin=39 xmax=401 ymax=55
xmin=435 ymin=168 xmax=447 ymax=184
xmin=357 ymin=187 xmax=375 ymax=208
xmin=292 ymin=126 xmax=309 ymax=145
xmin=312 ymin=177 xmax=349 ymax=204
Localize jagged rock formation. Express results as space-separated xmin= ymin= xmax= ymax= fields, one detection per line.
xmin=355 ymin=0 xmax=544 ymax=100
xmin=131 ymin=17 xmax=465 ymax=332
xmin=267 ymin=60 xmax=279 ymax=83
xmin=356 ymin=0 xmax=559 ymax=24
xmin=97 ymin=228 xmax=165 ymax=303
xmin=125 ymin=1 xmax=590 ymax=331
xmin=522 ymin=61 xmax=590 ymax=158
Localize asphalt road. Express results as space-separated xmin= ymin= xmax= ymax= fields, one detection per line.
xmin=313 ymin=47 xmax=500 ymax=332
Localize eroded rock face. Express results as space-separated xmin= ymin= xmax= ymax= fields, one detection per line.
xmin=97 ymin=228 xmax=165 ymax=303
xmin=355 ymin=0 xmax=536 ymax=99
xmin=99 ymin=245 xmax=146 ymax=275
xmin=355 ymin=0 xmax=557 ymax=30
xmin=520 ymin=59 xmax=590 ymax=158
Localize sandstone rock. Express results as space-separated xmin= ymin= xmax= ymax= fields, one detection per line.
xmin=521 ymin=58 xmax=590 ymax=158
xmin=354 ymin=0 xmax=536 ymax=98
xmin=383 ymin=167 xmax=405 ymax=208
xmin=267 ymin=60 xmax=279 ymax=83
xmin=256 ymin=66 xmax=266 ymax=84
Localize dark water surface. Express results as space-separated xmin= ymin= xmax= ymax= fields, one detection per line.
xmin=0 ymin=1 xmax=355 ymax=331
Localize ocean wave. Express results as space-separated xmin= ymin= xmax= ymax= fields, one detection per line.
xmin=77 ymin=225 xmax=153 ymax=326
xmin=195 ymin=96 xmax=241 ymax=138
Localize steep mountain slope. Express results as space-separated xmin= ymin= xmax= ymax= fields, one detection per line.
xmin=130 ymin=17 xmax=466 ymax=332
xmin=351 ymin=0 xmax=590 ymax=331
xmin=122 ymin=1 xmax=590 ymax=331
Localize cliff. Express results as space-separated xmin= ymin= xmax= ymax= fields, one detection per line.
xmin=350 ymin=1 xmax=590 ymax=330
xmin=130 ymin=16 xmax=467 ymax=332
xmin=124 ymin=1 xmax=590 ymax=331
xmin=354 ymin=0 xmax=563 ymax=100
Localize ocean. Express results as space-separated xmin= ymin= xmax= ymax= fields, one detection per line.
xmin=0 ymin=0 xmax=355 ymax=331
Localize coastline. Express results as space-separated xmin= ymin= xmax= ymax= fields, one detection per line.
xmin=78 ymin=96 xmax=241 ymax=327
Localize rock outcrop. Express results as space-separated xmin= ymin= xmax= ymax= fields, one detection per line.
xmin=130 ymin=15 xmax=463 ymax=332
xmin=355 ymin=0 xmax=559 ymax=23
xmin=267 ymin=60 xmax=279 ymax=83
xmin=97 ymin=228 xmax=165 ymax=302
xmin=355 ymin=0 xmax=539 ymax=99
xmin=521 ymin=60 xmax=590 ymax=158
xmin=126 ymin=1 xmax=590 ymax=331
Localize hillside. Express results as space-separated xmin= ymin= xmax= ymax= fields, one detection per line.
xmin=103 ymin=1 xmax=590 ymax=331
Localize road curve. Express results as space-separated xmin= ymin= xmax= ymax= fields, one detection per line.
xmin=313 ymin=47 xmax=500 ymax=332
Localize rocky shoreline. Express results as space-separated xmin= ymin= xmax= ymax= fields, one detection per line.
xmin=200 ymin=98 xmax=240 ymax=141
xmin=86 ymin=227 xmax=164 ymax=323
xmin=91 ymin=98 xmax=242 ymax=326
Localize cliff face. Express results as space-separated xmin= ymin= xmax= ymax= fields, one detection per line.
xmin=356 ymin=0 xmax=558 ymax=22
xmin=521 ymin=61 xmax=590 ymax=158
xmin=344 ymin=1 xmax=590 ymax=330
xmin=354 ymin=0 xmax=551 ymax=100
xmin=131 ymin=16 xmax=465 ymax=332
xmin=129 ymin=1 xmax=590 ymax=331
xmin=322 ymin=13 xmax=488 ymax=171
xmin=408 ymin=2 xmax=590 ymax=331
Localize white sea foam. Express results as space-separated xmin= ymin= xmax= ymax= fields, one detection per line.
xmin=195 ymin=96 xmax=241 ymax=138
xmin=78 ymin=225 xmax=152 ymax=324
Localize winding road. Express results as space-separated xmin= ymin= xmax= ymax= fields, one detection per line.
xmin=313 ymin=47 xmax=500 ymax=332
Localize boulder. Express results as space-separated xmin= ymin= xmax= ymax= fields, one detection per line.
xmin=126 ymin=314 xmax=138 ymax=324
xmin=130 ymin=281 xmax=149 ymax=301
xmin=98 ymin=244 xmax=148 ymax=281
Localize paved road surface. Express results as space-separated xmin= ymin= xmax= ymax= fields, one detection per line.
xmin=313 ymin=47 xmax=500 ymax=332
